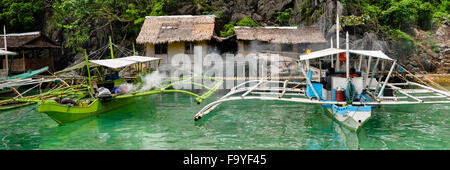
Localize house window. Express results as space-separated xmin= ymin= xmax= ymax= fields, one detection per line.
xmin=281 ymin=44 xmax=293 ymax=52
xmin=185 ymin=42 xmax=196 ymax=54
xmin=155 ymin=43 xmax=168 ymax=54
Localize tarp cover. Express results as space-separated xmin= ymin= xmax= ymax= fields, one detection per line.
xmin=89 ymin=59 xmax=137 ymax=69
xmin=299 ymin=48 xmax=345 ymax=61
xmin=299 ymin=48 xmax=393 ymax=61
xmin=55 ymin=56 xmax=161 ymax=74
xmin=119 ymin=56 xmax=161 ymax=63
xmin=348 ymin=50 xmax=393 ymax=61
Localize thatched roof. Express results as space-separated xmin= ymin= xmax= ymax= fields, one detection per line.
xmin=0 ymin=31 xmax=60 ymax=49
xmin=234 ymin=26 xmax=326 ymax=44
xmin=136 ymin=15 xmax=216 ymax=44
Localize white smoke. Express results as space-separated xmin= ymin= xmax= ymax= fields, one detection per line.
xmin=138 ymin=70 xmax=166 ymax=92
xmin=114 ymin=70 xmax=166 ymax=94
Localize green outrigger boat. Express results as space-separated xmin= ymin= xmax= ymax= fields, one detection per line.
xmin=37 ymin=52 xmax=223 ymax=125
xmin=38 ymin=97 xmax=132 ymax=125
xmin=38 ymin=77 xmax=222 ymax=125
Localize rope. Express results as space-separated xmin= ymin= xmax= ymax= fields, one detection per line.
xmin=397 ymin=63 xmax=448 ymax=92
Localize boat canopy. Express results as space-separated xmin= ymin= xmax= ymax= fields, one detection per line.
xmin=55 ymin=56 xmax=161 ymax=74
xmin=3 ymin=66 xmax=49 ymax=80
xmin=299 ymin=48 xmax=393 ymax=61
xmin=89 ymin=59 xmax=137 ymax=69
xmin=0 ymin=49 xmax=17 ymax=55
xmin=119 ymin=56 xmax=161 ymax=63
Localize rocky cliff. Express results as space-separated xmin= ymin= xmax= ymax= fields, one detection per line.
xmin=8 ymin=0 xmax=447 ymax=74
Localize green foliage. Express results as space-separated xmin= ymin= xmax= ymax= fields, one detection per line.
xmin=150 ymin=0 xmax=167 ymax=16
xmin=417 ymin=2 xmax=435 ymax=30
xmin=276 ymin=8 xmax=293 ymax=26
xmin=341 ymin=14 xmax=370 ymax=27
xmin=220 ymin=21 xmax=235 ymax=37
xmin=377 ymin=0 xmax=448 ymax=31
xmin=2 ymin=0 xmax=448 ymax=57
xmin=298 ymin=0 xmax=323 ymax=25
xmin=0 ymin=0 xmax=47 ymax=32
xmin=52 ymin=0 xmax=167 ymax=53
xmin=194 ymin=0 xmax=216 ymax=15
xmin=432 ymin=0 xmax=450 ymax=24
xmin=236 ymin=17 xmax=258 ymax=27
xmin=52 ymin=0 xmax=102 ymax=51
xmin=422 ymin=39 xmax=440 ymax=53
xmin=381 ymin=0 xmax=420 ymax=32
xmin=388 ymin=29 xmax=416 ymax=57
xmin=220 ymin=17 xmax=258 ymax=37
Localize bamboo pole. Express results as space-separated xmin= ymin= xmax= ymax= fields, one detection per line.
xmin=278 ymin=80 xmax=289 ymax=98
xmin=364 ymin=56 xmax=372 ymax=88
xmin=336 ymin=14 xmax=340 ymax=71
xmin=109 ymin=36 xmax=114 ymax=59
xmin=241 ymin=78 xmax=265 ymax=98
xmin=3 ymin=25 xmax=8 ymax=75
xmin=358 ymin=55 xmax=362 ymax=71
xmin=368 ymin=58 xmax=380 ymax=89
xmin=132 ymin=42 xmax=136 ymax=56
xmin=84 ymin=50 xmax=93 ymax=97
xmin=377 ymin=60 xmax=396 ymax=99
xmin=408 ymin=81 xmax=450 ymax=97
xmin=330 ymin=37 xmax=334 ymax=68
xmin=345 ymin=32 xmax=349 ymax=80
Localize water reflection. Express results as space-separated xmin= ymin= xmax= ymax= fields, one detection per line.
xmin=305 ymin=107 xmax=361 ymax=150
xmin=0 ymin=92 xmax=447 ymax=150
xmin=0 ymin=105 xmax=52 ymax=150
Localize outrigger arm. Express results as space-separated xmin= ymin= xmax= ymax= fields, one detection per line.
xmin=377 ymin=60 xmax=396 ymax=100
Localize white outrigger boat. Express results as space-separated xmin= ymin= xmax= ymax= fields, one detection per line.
xmin=194 ymin=27 xmax=450 ymax=133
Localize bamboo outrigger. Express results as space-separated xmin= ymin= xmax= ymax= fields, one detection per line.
xmin=37 ymin=51 xmax=223 ymax=125
xmin=194 ymin=16 xmax=450 ymax=133
xmin=0 ymin=66 xmax=76 ymax=111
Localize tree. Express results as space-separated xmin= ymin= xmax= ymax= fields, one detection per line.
xmin=236 ymin=17 xmax=258 ymax=27
xmin=277 ymin=8 xmax=293 ymax=26
xmin=52 ymin=0 xmax=166 ymax=53
xmin=418 ymin=2 xmax=435 ymax=30
xmin=0 ymin=0 xmax=48 ymax=32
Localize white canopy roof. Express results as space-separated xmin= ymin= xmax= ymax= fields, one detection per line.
xmin=348 ymin=50 xmax=393 ymax=61
xmin=55 ymin=56 xmax=161 ymax=74
xmin=299 ymin=48 xmax=393 ymax=61
xmin=0 ymin=49 xmax=17 ymax=55
xmin=299 ymin=48 xmax=345 ymax=60
xmin=89 ymin=59 xmax=137 ymax=69
xmin=119 ymin=56 xmax=161 ymax=63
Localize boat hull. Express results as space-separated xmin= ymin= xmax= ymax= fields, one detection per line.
xmin=38 ymin=96 xmax=139 ymax=125
xmin=322 ymin=104 xmax=371 ymax=133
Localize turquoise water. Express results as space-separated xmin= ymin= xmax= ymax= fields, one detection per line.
xmin=0 ymin=91 xmax=449 ymax=150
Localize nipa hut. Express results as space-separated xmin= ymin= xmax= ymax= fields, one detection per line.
xmin=0 ymin=31 xmax=60 ymax=73
xmin=136 ymin=15 xmax=217 ymax=64
xmin=234 ymin=26 xmax=326 ymax=57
